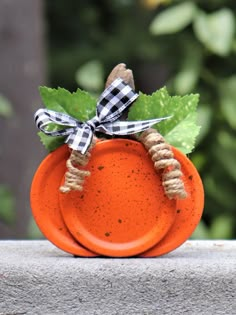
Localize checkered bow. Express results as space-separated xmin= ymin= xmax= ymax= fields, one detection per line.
xmin=34 ymin=78 xmax=169 ymax=154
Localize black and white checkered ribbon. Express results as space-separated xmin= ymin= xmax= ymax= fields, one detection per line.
xmin=34 ymin=78 xmax=169 ymax=154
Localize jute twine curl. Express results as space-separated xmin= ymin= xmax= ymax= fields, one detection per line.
xmin=59 ymin=137 xmax=96 ymax=193
xmin=138 ymin=128 xmax=187 ymax=199
xmin=60 ymin=63 xmax=187 ymax=199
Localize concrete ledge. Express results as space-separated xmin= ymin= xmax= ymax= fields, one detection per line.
xmin=0 ymin=241 xmax=235 ymax=315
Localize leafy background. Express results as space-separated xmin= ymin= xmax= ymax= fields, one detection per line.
xmin=44 ymin=0 xmax=236 ymax=239
xmin=1 ymin=0 xmax=236 ymax=239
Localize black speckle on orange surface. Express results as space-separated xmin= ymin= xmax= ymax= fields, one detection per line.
xmin=176 ymin=209 xmax=181 ymax=214
xmin=118 ymin=219 xmax=122 ymax=224
xmin=98 ymin=165 xmax=104 ymax=170
xmin=80 ymin=194 xmax=84 ymax=199
xmin=105 ymin=232 xmax=110 ymax=237
xmin=188 ymin=175 xmax=193 ymax=180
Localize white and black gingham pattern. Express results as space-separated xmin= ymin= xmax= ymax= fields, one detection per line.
xmin=96 ymin=78 xmax=138 ymax=123
xmin=34 ymin=78 xmax=170 ymax=154
xmin=35 ymin=109 xmax=79 ymax=136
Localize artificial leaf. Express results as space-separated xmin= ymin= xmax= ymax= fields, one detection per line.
xmin=38 ymin=86 xmax=97 ymax=151
xmin=38 ymin=132 xmax=65 ymax=152
xmin=128 ymin=87 xmax=200 ymax=154
xmin=39 ymin=86 xmax=96 ymax=121
xmin=75 ymin=60 xmax=104 ymax=92
xmin=0 ymin=94 xmax=13 ymax=118
xmin=150 ymin=2 xmax=197 ymax=35
xmin=164 ymin=112 xmax=201 ymax=154
xmin=219 ymin=76 xmax=236 ymax=129
xmin=66 ymin=88 xmax=96 ymax=121
xmin=39 ymin=87 xmax=68 ymax=113
xmin=193 ymin=9 xmax=235 ymax=56
xmin=0 ymin=185 xmax=15 ymax=225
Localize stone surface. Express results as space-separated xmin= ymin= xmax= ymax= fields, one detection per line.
xmin=0 ymin=240 xmax=235 ymax=315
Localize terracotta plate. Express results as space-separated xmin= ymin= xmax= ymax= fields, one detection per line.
xmin=30 ymin=145 xmax=97 ymax=257
xmin=59 ymin=139 xmax=177 ymax=257
xmin=140 ymin=146 xmax=204 ymax=257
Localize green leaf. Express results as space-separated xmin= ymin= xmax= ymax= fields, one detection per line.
xmin=38 ymin=132 xmax=65 ymax=152
xmin=0 ymin=185 xmax=15 ymax=225
xmin=39 ymin=86 xmax=96 ymax=121
xmin=38 ymin=86 xmax=97 ymax=151
xmin=219 ymin=76 xmax=236 ymax=129
xmin=164 ymin=112 xmax=200 ymax=154
xmin=39 ymin=87 xmax=69 ymax=113
xmin=150 ymin=2 xmax=197 ymax=35
xmin=0 ymin=94 xmax=13 ymax=117
xmin=128 ymin=87 xmax=200 ymax=154
xmin=75 ymin=60 xmax=104 ymax=92
xmin=193 ymin=9 xmax=235 ymax=56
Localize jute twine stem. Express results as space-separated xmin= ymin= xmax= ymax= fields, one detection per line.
xmin=138 ymin=128 xmax=187 ymax=199
xmin=59 ymin=137 xmax=96 ymax=193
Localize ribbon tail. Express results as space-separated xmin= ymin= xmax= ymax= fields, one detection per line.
xmin=100 ymin=116 xmax=171 ymax=135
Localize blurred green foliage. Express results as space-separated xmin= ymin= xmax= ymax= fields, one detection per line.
xmin=0 ymin=94 xmax=13 ymax=118
xmin=45 ymin=0 xmax=236 ymax=239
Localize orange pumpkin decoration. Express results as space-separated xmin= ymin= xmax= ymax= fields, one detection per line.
xmin=30 ymin=138 xmax=204 ymax=257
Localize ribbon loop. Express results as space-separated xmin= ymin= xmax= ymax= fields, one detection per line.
xmin=34 ymin=78 xmax=170 ymax=154
xmin=96 ymin=78 xmax=138 ymax=123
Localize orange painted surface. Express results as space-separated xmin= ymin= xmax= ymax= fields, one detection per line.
xmin=140 ymin=147 xmax=204 ymax=257
xmin=30 ymin=145 xmax=97 ymax=257
xmin=59 ymin=139 xmax=177 ymax=257
xmin=30 ymin=139 xmax=204 ymax=257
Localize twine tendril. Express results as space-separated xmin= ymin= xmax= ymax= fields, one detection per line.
xmin=59 ymin=137 xmax=96 ymax=193
xmin=138 ymin=128 xmax=187 ymax=199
